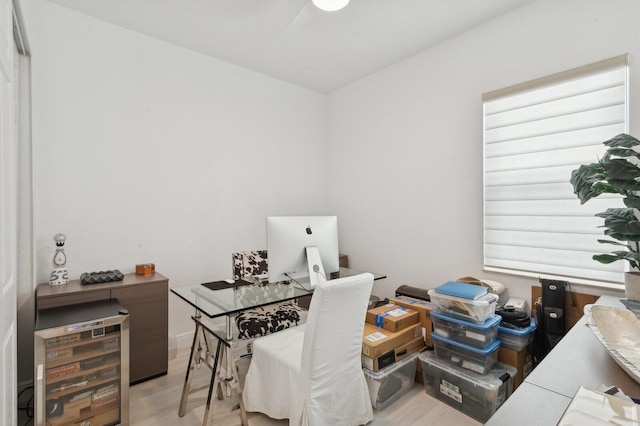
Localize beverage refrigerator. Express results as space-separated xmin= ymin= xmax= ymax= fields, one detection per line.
xmin=34 ymin=298 xmax=130 ymax=426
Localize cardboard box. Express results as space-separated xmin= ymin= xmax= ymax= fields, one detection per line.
xmin=498 ymin=342 xmax=534 ymax=390
xmin=366 ymin=304 xmax=419 ymax=332
xmin=362 ymin=323 xmax=422 ymax=360
xmin=389 ymin=296 xmax=435 ymax=348
xmin=362 ymin=335 xmax=425 ymax=371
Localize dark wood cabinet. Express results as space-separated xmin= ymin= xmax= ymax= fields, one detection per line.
xmin=37 ymin=273 xmax=169 ymax=385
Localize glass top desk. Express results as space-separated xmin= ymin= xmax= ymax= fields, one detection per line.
xmin=171 ymin=267 xmax=385 ymax=319
xmin=170 ymin=267 xmax=386 ymax=426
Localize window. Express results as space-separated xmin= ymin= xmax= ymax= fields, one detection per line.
xmin=483 ymin=55 xmax=629 ymax=286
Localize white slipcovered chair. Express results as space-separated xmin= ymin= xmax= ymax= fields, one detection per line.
xmin=242 ymin=272 xmax=374 ymax=426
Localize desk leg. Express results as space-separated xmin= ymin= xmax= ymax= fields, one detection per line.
xmin=203 ymin=338 xmax=224 ymax=426
xmin=213 ymin=315 xmax=236 ymax=400
xmin=178 ymin=318 xmax=219 ymax=416
xmin=178 ymin=315 xmax=247 ymax=426
xmin=179 ymin=320 xmax=202 ymax=417
xmin=224 ymin=315 xmax=234 ymax=397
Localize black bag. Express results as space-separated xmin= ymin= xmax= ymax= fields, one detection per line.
xmin=395 ymin=285 xmax=430 ymax=301
xmin=540 ymin=278 xmax=567 ymax=353
xmin=495 ymin=306 xmax=530 ymax=328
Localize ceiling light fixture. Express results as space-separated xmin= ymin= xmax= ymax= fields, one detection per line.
xmin=312 ymin=0 xmax=350 ymax=12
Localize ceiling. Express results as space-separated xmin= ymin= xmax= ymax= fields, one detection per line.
xmin=46 ymin=0 xmax=535 ymax=93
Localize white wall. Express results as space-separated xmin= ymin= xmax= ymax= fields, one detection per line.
xmin=327 ymin=0 xmax=640 ymax=302
xmin=24 ymin=0 xmax=640 ymax=381
xmin=28 ymin=0 xmax=329 ymax=349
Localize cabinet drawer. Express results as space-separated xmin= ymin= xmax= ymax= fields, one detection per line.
xmin=111 ymin=283 xmax=168 ymax=340
xmin=37 ymin=290 xmax=111 ymax=310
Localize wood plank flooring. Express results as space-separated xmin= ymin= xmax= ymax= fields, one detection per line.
xmin=128 ymin=348 xmax=482 ymax=426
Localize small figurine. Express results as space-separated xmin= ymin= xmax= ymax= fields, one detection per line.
xmin=49 ymin=233 xmax=69 ymax=285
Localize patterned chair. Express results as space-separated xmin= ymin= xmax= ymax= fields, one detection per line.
xmin=232 ymin=251 xmax=308 ymax=342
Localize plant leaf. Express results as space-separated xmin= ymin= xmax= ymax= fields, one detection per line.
xmin=602 ymin=159 xmax=640 ymax=192
xmin=603 ymin=133 xmax=640 ymax=149
xmin=596 ymin=239 xmax=632 ymax=249
xmin=624 ymin=196 xmax=640 ymax=209
xmin=594 ymin=251 xmax=640 ymax=269
xmin=570 ymin=163 xmax=613 ymax=203
xmin=595 ymin=208 xmax=640 ymax=241
xmin=593 ymin=253 xmax=622 ymax=264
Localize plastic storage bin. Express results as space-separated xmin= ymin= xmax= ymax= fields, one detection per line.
xmin=498 ymin=317 xmax=537 ymax=351
xmin=419 ymin=351 xmax=516 ymax=423
xmin=363 ymin=352 xmax=418 ymax=410
xmin=433 ymin=281 xmax=489 ymax=299
xmin=431 ymin=332 xmax=501 ymax=374
xmin=431 ymin=311 xmax=501 ymax=349
xmin=427 ymin=289 xmax=498 ymax=323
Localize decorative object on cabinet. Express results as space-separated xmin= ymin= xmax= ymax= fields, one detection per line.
xmin=80 ymin=270 xmax=124 ymax=285
xmin=49 ymin=233 xmax=69 ymax=286
xmin=37 ymin=272 xmax=168 ymax=384
xmin=136 ymin=263 xmax=155 ymax=276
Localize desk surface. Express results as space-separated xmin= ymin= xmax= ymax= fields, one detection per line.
xmin=170 ymin=267 xmax=385 ymax=318
xmin=487 ymin=295 xmax=640 ymax=425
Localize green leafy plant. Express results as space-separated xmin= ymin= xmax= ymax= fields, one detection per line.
xmin=570 ymin=133 xmax=640 ymax=270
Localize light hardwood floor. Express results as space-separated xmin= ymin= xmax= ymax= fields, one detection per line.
xmin=127 ymin=348 xmax=481 ymax=426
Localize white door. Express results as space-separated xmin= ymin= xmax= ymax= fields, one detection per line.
xmin=0 ymin=0 xmax=16 ymax=423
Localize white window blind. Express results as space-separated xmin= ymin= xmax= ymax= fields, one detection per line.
xmin=483 ymin=55 xmax=629 ymax=285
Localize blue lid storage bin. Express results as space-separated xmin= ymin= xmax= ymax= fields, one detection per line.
xmin=427 ymin=289 xmax=498 ymax=323
xmin=498 ymin=317 xmax=537 ymax=351
xmin=431 ymin=332 xmax=501 ymax=374
xmin=431 ymin=311 xmax=501 ymax=349
xmin=433 ymin=281 xmax=488 ymax=300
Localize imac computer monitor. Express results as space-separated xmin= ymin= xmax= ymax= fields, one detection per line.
xmin=266 ymin=216 xmax=339 ymax=287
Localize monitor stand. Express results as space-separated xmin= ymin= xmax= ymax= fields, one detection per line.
xmin=306 ymin=245 xmax=327 ymax=289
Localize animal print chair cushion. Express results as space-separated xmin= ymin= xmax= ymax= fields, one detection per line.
xmin=232 ymin=250 xmax=308 ymax=340
xmin=232 ymin=250 xmax=268 ymax=280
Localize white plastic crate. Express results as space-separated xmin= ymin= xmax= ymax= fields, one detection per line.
xmin=427 ymin=289 xmax=498 ymax=323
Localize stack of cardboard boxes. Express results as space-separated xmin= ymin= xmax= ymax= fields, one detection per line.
xmin=360 ymin=303 xmax=425 ymax=410
xmin=418 ymin=282 xmax=517 ymax=423
xmin=386 ymin=295 xmax=436 ymax=384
